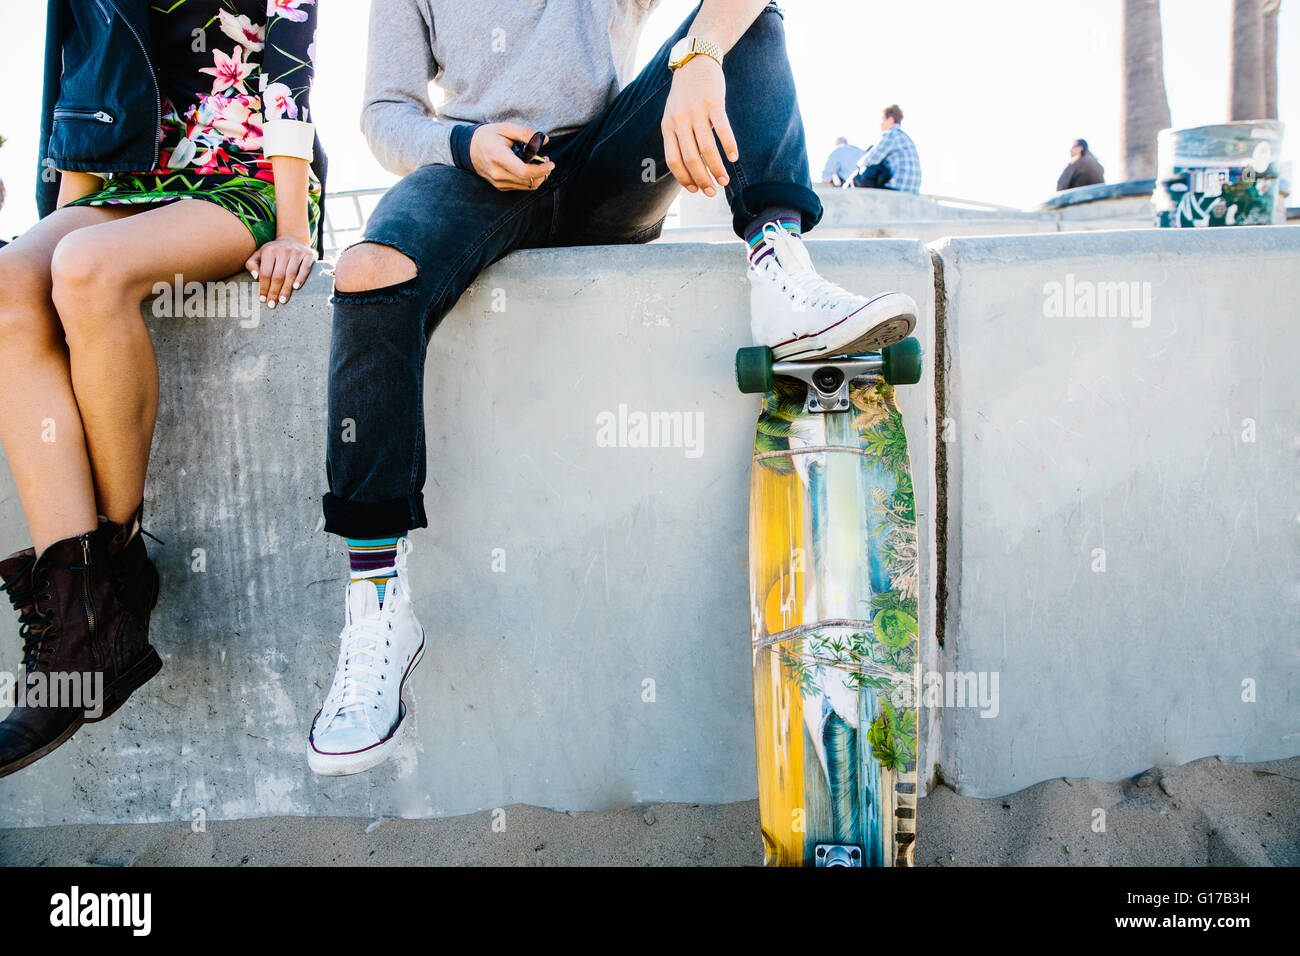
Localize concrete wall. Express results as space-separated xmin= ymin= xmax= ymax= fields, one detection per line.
xmin=2 ymin=225 xmax=1295 ymax=824
xmin=931 ymin=226 xmax=1300 ymax=797
xmin=0 ymin=240 xmax=939 ymax=826
xmin=668 ymin=184 xmax=1152 ymax=242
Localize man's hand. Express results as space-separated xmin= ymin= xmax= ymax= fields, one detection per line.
xmin=470 ymin=124 xmax=554 ymax=192
xmin=661 ymin=57 xmax=738 ymax=197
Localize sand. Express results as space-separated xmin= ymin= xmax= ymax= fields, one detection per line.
xmin=1 ymin=754 xmax=1295 ymax=866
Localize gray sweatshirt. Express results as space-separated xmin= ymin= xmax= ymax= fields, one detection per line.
xmin=363 ymin=0 xmax=663 ymax=175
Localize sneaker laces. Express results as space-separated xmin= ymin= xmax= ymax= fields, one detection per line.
xmin=319 ymin=614 xmax=391 ymax=731
xmin=760 ymin=223 xmax=862 ymax=312
xmin=317 ymin=557 xmax=408 ymax=731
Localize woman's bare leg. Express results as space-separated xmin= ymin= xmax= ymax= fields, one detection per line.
xmin=0 ymin=205 xmax=137 ymax=553
xmin=50 ymin=199 xmax=257 ymax=526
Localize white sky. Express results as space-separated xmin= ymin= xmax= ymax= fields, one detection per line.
xmin=0 ymin=0 xmax=1295 ymax=235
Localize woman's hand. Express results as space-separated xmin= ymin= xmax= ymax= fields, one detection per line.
xmin=470 ymin=124 xmax=554 ymax=192
xmin=661 ymin=57 xmax=738 ymax=197
xmin=246 ymin=234 xmax=317 ymax=309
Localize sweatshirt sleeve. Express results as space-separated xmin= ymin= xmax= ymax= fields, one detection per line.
xmin=361 ymin=0 xmax=469 ymax=175
xmin=260 ymin=0 xmax=318 ymax=161
xmin=1056 ymin=162 xmax=1075 ymax=192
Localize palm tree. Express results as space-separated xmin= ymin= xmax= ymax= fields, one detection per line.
xmin=1229 ymin=0 xmax=1266 ymax=120
xmin=1120 ymin=0 xmax=1172 ymax=181
xmin=1263 ymin=1 xmax=1281 ymax=119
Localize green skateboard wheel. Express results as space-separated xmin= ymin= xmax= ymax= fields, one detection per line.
xmin=736 ymin=346 xmax=774 ymax=394
xmin=882 ymin=337 xmax=922 ymax=386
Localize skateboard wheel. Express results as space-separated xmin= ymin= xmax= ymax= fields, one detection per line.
xmin=882 ymin=337 xmax=922 ymax=385
xmin=735 ymin=346 xmax=774 ymax=394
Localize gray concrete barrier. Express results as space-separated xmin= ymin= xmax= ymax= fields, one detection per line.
xmin=0 ymin=239 xmax=939 ymax=825
xmin=3 ymin=224 xmax=1294 ymax=824
xmin=931 ymin=226 xmax=1300 ymax=798
xmin=669 ymin=185 xmax=1152 ymax=241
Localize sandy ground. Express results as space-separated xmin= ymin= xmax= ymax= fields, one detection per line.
xmin=2 ymin=755 xmax=1296 ymax=866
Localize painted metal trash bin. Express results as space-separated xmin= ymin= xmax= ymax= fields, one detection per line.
xmin=1154 ymin=121 xmax=1286 ymax=227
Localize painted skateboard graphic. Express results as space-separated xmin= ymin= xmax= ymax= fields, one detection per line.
xmin=736 ymin=340 xmax=923 ymax=867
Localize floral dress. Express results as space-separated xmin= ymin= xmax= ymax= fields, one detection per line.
xmin=65 ymin=0 xmax=321 ymax=247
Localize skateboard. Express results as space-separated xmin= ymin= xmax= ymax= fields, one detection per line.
xmin=735 ymin=338 xmax=923 ymax=867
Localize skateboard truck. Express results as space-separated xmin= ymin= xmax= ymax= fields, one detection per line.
xmin=735 ymin=338 xmax=922 ymax=413
xmin=787 ymin=356 xmax=880 ymax=413
xmin=814 ymin=844 xmax=864 ymax=867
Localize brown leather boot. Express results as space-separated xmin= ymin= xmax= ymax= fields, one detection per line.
xmin=0 ymin=528 xmax=162 ymax=777
xmin=97 ymin=505 xmax=162 ymax=678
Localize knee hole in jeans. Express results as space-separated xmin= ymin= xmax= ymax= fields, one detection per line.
xmin=333 ymin=241 xmax=418 ymax=294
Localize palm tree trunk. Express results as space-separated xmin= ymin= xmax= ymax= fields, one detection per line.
xmin=1229 ymin=0 xmax=1266 ymax=120
xmin=1121 ymin=0 xmax=1173 ymax=181
xmin=1263 ymin=0 xmax=1280 ymax=119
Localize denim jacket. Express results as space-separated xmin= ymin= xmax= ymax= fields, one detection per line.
xmin=37 ymin=0 xmax=328 ymax=253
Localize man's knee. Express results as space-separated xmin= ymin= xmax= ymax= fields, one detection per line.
xmin=333 ymin=242 xmax=418 ymax=294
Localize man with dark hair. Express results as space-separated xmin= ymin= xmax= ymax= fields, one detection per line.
xmin=852 ymin=104 xmax=921 ymax=193
xmin=1056 ymin=139 xmax=1105 ymax=191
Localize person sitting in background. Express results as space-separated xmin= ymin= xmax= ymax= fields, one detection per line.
xmin=820 ymin=136 xmax=865 ymax=186
xmin=852 ymin=104 xmax=921 ymax=194
xmin=1056 ymin=139 xmax=1105 ymax=191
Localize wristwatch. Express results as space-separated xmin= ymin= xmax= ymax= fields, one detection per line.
xmin=668 ymin=36 xmax=724 ymax=71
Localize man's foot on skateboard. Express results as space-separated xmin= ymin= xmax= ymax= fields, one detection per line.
xmin=308 ymin=538 xmax=425 ymax=776
xmin=748 ymin=221 xmax=917 ymax=361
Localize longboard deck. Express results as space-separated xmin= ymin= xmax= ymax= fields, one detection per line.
xmin=748 ymin=373 xmax=920 ymax=866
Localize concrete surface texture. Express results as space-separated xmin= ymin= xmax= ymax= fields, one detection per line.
xmin=934 ymin=225 xmax=1300 ymax=798
xmin=0 ymin=239 xmax=939 ymax=826
xmin=0 ymin=226 xmax=1295 ymax=829
xmin=3 ymin=754 xmax=1293 ymax=866
xmin=677 ymin=183 xmax=1042 ymax=226
xmin=661 ymin=216 xmax=1146 ymax=245
xmin=668 ymin=183 xmax=1155 ymax=241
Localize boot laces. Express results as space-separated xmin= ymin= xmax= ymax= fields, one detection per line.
xmin=2 ymin=560 xmax=57 ymax=671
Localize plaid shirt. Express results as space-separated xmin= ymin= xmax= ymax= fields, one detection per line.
xmin=859 ymin=125 xmax=922 ymax=194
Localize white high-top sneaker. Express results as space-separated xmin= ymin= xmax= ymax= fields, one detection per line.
xmin=749 ymin=222 xmax=918 ymax=360
xmin=308 ymin=537 xmax=425 ymax=776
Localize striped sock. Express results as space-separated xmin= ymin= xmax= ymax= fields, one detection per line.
xmin=745 ymin=211 xmax=802 ymax=268
xmin=347 ymin=536 xmax=401 ymax=604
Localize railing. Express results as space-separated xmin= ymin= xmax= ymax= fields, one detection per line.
xmin=322 ymin=187 xmax=390 ymax=258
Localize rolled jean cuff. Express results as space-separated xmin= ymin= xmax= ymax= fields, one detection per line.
xmin=322 ymin=492 xmax=428 ymax=539
xmin=450 ymin=123 xmax=481 ymax=172
xmin=732 ymin=182 xmax=823 ymax=238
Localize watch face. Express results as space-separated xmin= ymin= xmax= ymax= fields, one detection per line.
xmin=669 ymin=37 xmax=691 ymax=67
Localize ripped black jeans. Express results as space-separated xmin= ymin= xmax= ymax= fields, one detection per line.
xmin=323 ymin=1 xmax=820 ymax=537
